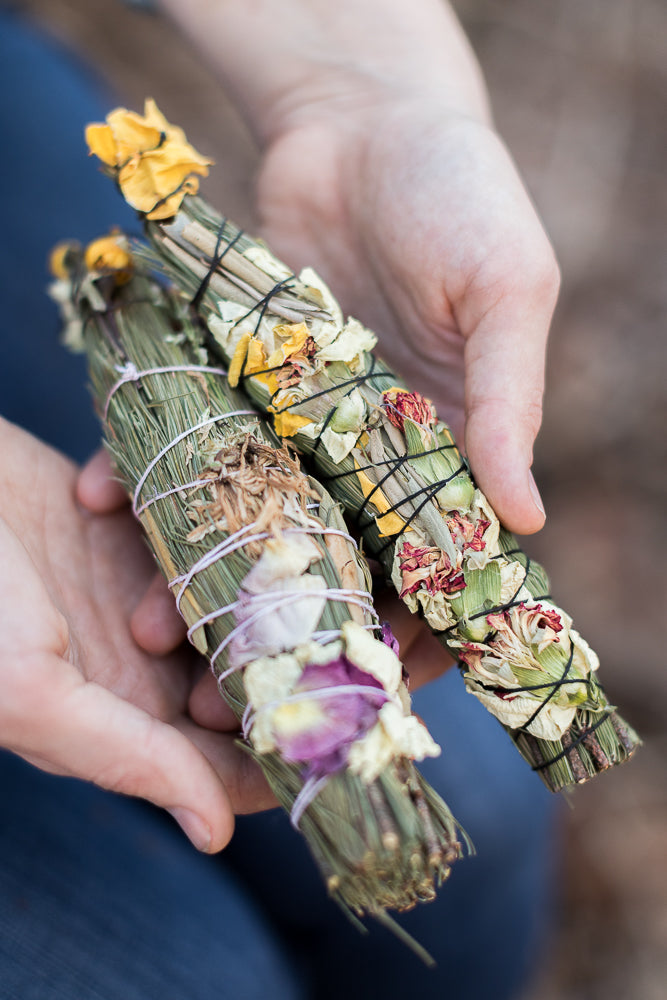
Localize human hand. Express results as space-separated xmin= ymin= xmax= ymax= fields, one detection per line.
xmin=256 ymin=105 xmax=559 ymax=536
xmin=0 ymin=418 xmax=274 ymax=853
xmin=161 ymin=0 xmax=560 ymax=535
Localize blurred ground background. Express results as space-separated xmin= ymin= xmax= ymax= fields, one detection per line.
xmin=4 ymin=0 xmax=665 ymax=996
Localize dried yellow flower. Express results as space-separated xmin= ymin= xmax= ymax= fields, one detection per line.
xmin=49 ymin=242 xmax=77 ymax=279
xmin=85 ymin=99 xmax=212 ymax=220
xmin=84 ymin=231 xmax=133 ymax=280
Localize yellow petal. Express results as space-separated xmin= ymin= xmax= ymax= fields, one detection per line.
xmin=142 ymin=98 xmax=191 ymax=149
xmin=142 ymin=97 xmax=171 ymax=133
xmin=227 ymin=333 xmax=251 ymax=388
xmin=245 ymin=337 xmax=268 ymax=374
xmin=273 ymin=410 xmax=312 ymax=437
xmin=253 ymin=369 xmax=280 ymax=395
xmin=251 ymin=346 xmax=285 ymax=396
xmin=273 ymin=322 xmax=310 ymax=359
xmin=49 ymin=241 xmax=77 ymax=279
xmin=228 ymin=332 xmax=271 ymax=388
xmin=85 ymin=123 xmax=118 ymax=166
xmin=86 ymin=101 xmax=213 ymax=218
xmin=117 ymin=156 xmax=202 ymax=218
xmin=106 ymin=106 xmax=163 ymax=157
xmin=267 ymin=348 xmax=284 ymax=369
xmin=117 ymin=159 xmax=163 ymax=214
xmin=355 ymin=464 xmax=406 ymax=536
xmin=84 ymin=233 xmax=133 ymax=276
xmin=145 ymin=178 xmax=201 ymax=221
xmin=145 ymin=137 xmax=213 ymax=175
xmin=376 ymin=511 xmax=407 ymax=537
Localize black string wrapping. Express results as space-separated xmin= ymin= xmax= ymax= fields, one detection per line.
xmin=186 ymin=234 xmax=607 ymax=775
xmin=191 ymin=217 xmax=245 ymax=312
xmin=530 ymin=712 xmax=611 ymax=771
xmin=266 ymin=349 xmax=598 ymax=761
xmin=446 ymin=549 xmax=601 ymax=756
xmin=261 ymin=351 xmax=468 ymax=550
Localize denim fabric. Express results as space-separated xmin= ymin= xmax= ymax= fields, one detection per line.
xmin=0 ymin=13 xmax=136 ymax=459
xmin=0 ymin=752 xmax=305 ymax=1000
xmin=0 ymin=13 xmax=558 ymax=998
xmin=228 ymin=670 xmax=558 ymax=999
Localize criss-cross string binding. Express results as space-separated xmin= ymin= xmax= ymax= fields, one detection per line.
xmin=168 ymin=223 xmax=626 ymax=787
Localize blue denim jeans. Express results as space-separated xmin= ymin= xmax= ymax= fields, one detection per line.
xmin=0 ymin=14 xmax=558 ymax=998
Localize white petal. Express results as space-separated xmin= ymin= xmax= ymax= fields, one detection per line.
xmin=341 ymin=620 xmax=402 ymax=693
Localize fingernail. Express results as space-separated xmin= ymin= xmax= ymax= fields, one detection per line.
xmin=168 ymin=808 xmax=211 ymax=852
xmin=528 ymin=470 xmax=545 ymax=519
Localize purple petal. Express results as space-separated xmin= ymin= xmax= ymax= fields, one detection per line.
xmin=381 ymin=622 xmax=400 ymax=655
xmin=272 ymin=654 xmax=388 ymax=769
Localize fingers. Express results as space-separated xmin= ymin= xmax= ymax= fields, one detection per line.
xmin=8 ymin=662 xmax=235 ymax=852
xmin=189 ymin=669 xmax=242 ymax=731
xmin=131 ymin=572 xmax=188 ymax=655
xmin=402 ymin=625 xmax=453 ymax=689
xmin=78 ymin=455 xmax=187 ymax=655
xmin=77 ymin=448 xmax=127 ymax=513
xmin=179 ymin=715 xmax=277 ymax=814
xmin=78 ymin=455 xmax=188 ymax=657
xmin=373 ymin=591 xmax=454 ymax=689
xmin=462 ymin=249 xmax=560 ymax=535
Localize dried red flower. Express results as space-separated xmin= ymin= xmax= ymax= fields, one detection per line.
xmin=382 ymin=388 xmax=435 ymax=431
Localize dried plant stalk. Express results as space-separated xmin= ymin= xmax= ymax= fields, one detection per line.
xmin=84 ymin=100 xmax=639 ymax=794
xmin=51 ymin=244 xmax=467 ymax=945
xmin=139 ymin=194 xmax=640 ymax=793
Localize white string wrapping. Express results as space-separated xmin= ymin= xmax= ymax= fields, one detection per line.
xmin=310 ymin=623 xmax=381 ymax=644
xmin=241 ymin=683 xmax=399 ymax=740
xmin=290 ymin=775 xmax=330 ymax=830
xmin=212 ymin=587 xmax=378 ymax=674
xmin=135 ymin=477 xmax=211 ymax=516
xmin=173 ymin=523 xmax=360 ymax=621
xmin=122 ymin=375 xmax=390 ymax=830
xmin=104 ymin=362 xmax=228 ymax=419
xmin=132 ymin=410 xmax=256 ymax=515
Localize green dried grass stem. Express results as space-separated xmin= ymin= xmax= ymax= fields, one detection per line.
xmin=56 ymin=256 xmax=467 ymax=937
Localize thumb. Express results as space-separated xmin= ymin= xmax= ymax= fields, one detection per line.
xmin=17 ymin=663 xmax=235 ymax=852
xmin=463 ymin=272 xmax=558 ymax=534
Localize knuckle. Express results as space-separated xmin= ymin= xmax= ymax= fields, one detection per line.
xmin=91 ymin=760 xmax=138 ymax=796
xmin=90 ymin=732 xmax=155 ymax=796
xmin=513 ymin=232 xmax=561 ymax=300
xmin=523 ymin=395 xmax=545 ymax=439
xmin=530 ymin=244 xmax=561 ymax=301
xmin=477 ymin=230 xmax=561 ymax=311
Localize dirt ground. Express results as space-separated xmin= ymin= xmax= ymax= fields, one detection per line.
xmin=6 ymin=1 xmax=666 ymax=997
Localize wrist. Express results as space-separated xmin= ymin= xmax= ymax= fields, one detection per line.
xmin=159 ymin=0 xmax=491 ymax=144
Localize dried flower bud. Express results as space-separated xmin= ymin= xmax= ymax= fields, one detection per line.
xmin=382 ymin=387 xmax=436 ymax=431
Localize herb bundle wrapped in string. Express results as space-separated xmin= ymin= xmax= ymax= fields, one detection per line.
xmin=85 ymin=100 xmax=639 ymax=794
xmin=49 ymin=233 xmax=466 ymax=951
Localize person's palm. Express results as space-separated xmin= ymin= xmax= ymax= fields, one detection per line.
xmin=256 ymin=101 xmax=559 ymax=533
xmin=0 ymin=418 xmax=272 ymax=851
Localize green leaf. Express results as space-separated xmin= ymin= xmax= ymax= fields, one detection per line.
xmin=460 ymin=561 xmax=502 ymax=619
